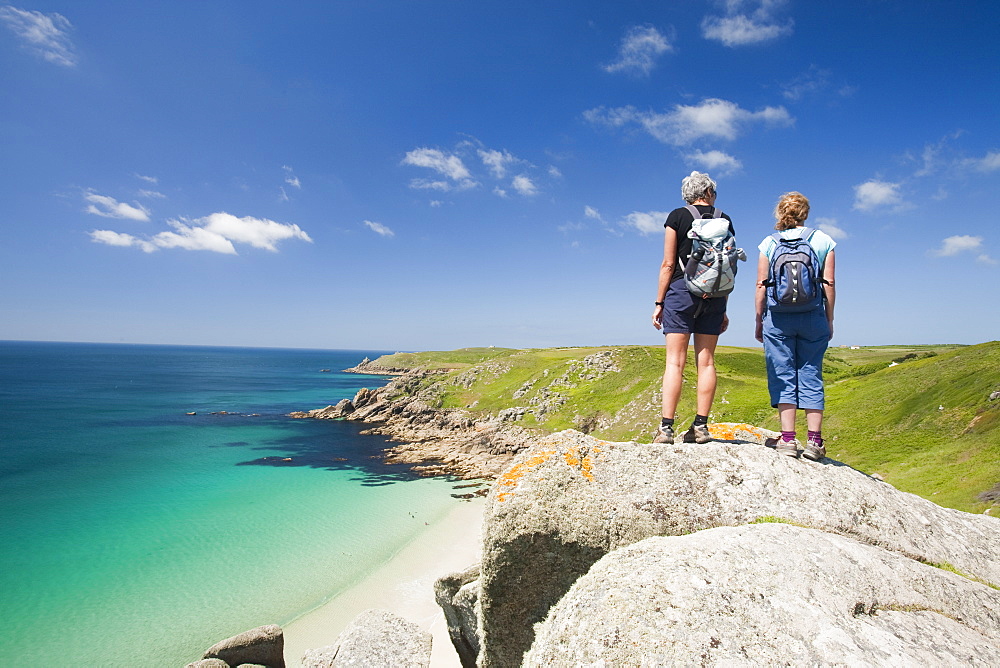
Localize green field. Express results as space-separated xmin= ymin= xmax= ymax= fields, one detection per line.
xmin=367 ymin=342 xmax=1000 ymax=514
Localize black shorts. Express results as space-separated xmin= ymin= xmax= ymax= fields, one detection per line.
xmin=660 ymin=277 xmax=727 ymax=335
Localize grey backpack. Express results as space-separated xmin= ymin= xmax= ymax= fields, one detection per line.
xmin=682 ymin=205 xmax=746 ymax=299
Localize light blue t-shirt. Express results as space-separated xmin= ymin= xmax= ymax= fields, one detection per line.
xmin=758 ymin=227 xmax=837 ymax=267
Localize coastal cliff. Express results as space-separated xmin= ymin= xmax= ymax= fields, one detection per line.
xmin=293 ymin=342 xmax=1000 ymax=513
xmin=341 ymin=356 xmax=423 ymax=376
xmin=446 ymin=429 xmax=1000 ymax=667
xmin=290 ymin=369 xmax=537 ymax=479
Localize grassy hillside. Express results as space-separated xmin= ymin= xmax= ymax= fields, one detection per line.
xmin=823 ymin=341 xmax=1000 ymax=513
xmin=366 ymin=343 xmax=999 ymax=514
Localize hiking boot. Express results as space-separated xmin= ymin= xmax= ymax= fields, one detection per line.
xmin=682 ymin=424 xmax=712 ymax=444
xmin=775 ymin=438 xmax=800 ymax=458
xmin=802 ymin=439 xmax=826 ymax=461
xmin=652 ymin=425 xmax=675 ymax=444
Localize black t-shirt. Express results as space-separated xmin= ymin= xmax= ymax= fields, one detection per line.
xmin=664 ymin=205 xmax=735 ymax=281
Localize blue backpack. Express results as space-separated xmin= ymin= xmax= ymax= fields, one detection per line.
xmin=764 ymin=229 xmax=826 ymax=312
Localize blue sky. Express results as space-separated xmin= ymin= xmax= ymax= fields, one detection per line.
xmin=2 ymin=0 xmax=998 ymax=351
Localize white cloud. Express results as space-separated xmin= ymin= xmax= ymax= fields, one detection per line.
xmin=88 ymin=230 xmax=156 ymax=253
xmin=852 ymin=180 xmax=903 ymax=211
xmin=964 ymin=151 xmax=1000 ymax=172
xmin=429 ymin=200 xmax=443 ymax=207
xmin=493 ymin=187 xmax=508 ymax=198
xmin=814 ymin=217 xmax=848 ymax=239
xmin=138 ymin=189 xmax=165 ymax=199
xmin=0 ymin=5 xmax=77 ymax=66
xmin=196 ymin=212 xmax=312 ymax=251
xmin=584 ymin=206 xmax=604 ymax=222
xmin=604 ymin=24 xmax=673 ymax=76
xmin=135 ymin=174 xmax=158 ymax=184
xmin=702 ymin=14 xmax=792 ymax=46
xmin=686 ymin=149 xmax=742 ymax=174
xmin=282 ymin=165 xmax=302 ymax=188
xmin=702 ymin=1 xmax=793 ymax=47
xmin=907 ymin=131 xmax=964 ymax=177
xmin=408 ymin=178 xmax=453 ymax=191
xmin=478 ymin=149 xmax=516 ymax=178
xmin=152 ymin=220 xmax=238 ymax=254
xmin=511 ymin=174 xmax=538 ymax=196
xmin=279 ymin=187 xmax=290 ymax=202
xmin=558 ymin=221 xmax=586 ymax=233
xmin=90 ymin=212 xmax=312 ymax=255
xmin=402 ymin=147 xmax=475 ymax=189
xmin=83 ymin=191 xmax=151 ymax=222
xmin=548 ymin=165 xmax=562 ymax=178
xmin=779 ymin=66 xmax=851 ymax=102
xmin=363 ymin=220 xmax=394 ymax=237
xmin=585 ymin=98 xmax=792 ymax=146
xmin=931 ymin=235 xmax=983 ymax=257
xmin=978 ymin=254 xmax=999 ymax=265
xmin=621 ymin=211 xmax=670 ymax=236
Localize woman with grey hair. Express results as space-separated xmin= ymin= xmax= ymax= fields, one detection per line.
xmin=651 ymin=171 xmax=734 ymax=444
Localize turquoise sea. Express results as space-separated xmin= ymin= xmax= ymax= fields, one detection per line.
xmin=0 ymin=341 xmax=470 ymax=666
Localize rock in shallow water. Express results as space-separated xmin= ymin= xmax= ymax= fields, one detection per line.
xmin=202 ymin=624 xmax=284 ymax=668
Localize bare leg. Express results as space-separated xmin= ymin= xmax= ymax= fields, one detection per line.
xmin=777 ymin=403 xmax=798 ymax=433
xmin=662 ymin=332 xmax=690 ymax=420
xmin=692 ymin=333 xmax=720 ymax=417
xmin=805 ymin=408 xmax=823 ymax=432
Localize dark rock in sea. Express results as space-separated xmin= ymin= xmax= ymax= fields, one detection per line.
xmin=202 ymin=624 xmax=284 ymax=668
xmin=300 ymin=609 xmax=431 ymax=667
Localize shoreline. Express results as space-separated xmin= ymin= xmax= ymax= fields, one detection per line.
xmin=281 ymin=496 xmax=486 ymax=666
xmin=291 ymin=370 xmax=536 ymax=481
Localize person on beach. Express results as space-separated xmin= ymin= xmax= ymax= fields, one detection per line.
xmin=651 ymin=171 xmax=734 ymax=444
xmin=754 ymin=191 xmax=837 ymax=460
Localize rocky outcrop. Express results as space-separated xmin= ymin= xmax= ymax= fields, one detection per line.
xmin=525 ymin=523 xmax=1000 ymax=666
xmin=434 ymin=564 xmax=481 ymax=668
xmin=290 ymin=375 xmax=535 ymax=479
xmin=292 ymin=349 xmax=648 ymax=479
xmin=196 ymin=624 xmax=284 ymax=668
xmin=300 ymin=609 xmax=431 ymax=667
xmin=342 ymin=357 xmax=415 ymax=375
xmin=476 ymin=430 xmax=1000 ymax=668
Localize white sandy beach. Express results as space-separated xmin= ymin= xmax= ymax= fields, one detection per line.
xmin=283 ymin=496 xmax=486 ymax=666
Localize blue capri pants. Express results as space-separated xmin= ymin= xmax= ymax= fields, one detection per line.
xmin=762 ymin=307 xmax=830 ymax=409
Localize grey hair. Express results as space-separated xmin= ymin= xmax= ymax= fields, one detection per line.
xmin=680 ymin=171 xmax=717 ymax=203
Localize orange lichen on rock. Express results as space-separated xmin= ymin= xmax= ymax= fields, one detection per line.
xmin=563 ymin=446 xmax=596 ymax=482
xmin=708 ymin=422 xmax=769 ymax=442
xmin=496 ymin=450 xmax=556 ymax=502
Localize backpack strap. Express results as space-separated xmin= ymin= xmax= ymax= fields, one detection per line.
xmin=772 ymin=228 xmax=815 ymax=244
xmin=685 ymin=204 xmax=724 ymax=220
